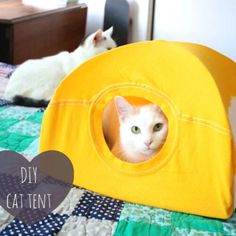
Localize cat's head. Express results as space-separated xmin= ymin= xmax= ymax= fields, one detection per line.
xmin=114 ymin=96 xmax=168 ymax=162
xmin=82 ymin=27 xmax=117 ymax=51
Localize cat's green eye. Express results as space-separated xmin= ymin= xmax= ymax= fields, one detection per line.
xmin=131 ymin=126 xmax=141 ymax=134
xmin=153 ymin=123 xmax=163 ymax=132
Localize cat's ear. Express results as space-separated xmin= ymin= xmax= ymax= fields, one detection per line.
xmin=115 ymin=96 xmax=132 ymax=121
xmin=152 ymin=104 xmax=165 ymax=115
xmin=152 ymin=104 xmax=161 ymax=112
xmin=92 ymin=29 xmax=103 ymax=46
xmin=104 ymin=26 xmax=113 ymax=36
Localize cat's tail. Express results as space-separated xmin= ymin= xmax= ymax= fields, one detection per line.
xmin=13 ymin=95 xmax=49 ymax=107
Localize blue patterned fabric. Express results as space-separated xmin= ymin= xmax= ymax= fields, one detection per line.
xmin=1 ymin=214 xmax=68 ymax=236
xmin=72 ymin=191 xmax=124 ymax=221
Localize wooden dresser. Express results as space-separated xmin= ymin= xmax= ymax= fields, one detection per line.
xmin=0 ymin=0 xmax=87 ymax=64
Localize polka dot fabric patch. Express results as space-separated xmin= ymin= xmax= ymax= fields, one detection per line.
xmin=72 ymin=191 xmax=124 ymax=221
xmin=0 ymin=214 xmax=68 ymax=236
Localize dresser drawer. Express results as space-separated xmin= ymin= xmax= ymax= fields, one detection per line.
xmin=0 ymin=0 xmax=87 ymax=64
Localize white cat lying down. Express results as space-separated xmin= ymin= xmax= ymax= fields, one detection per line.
xmin=4 ymin=27 xmax=117 ymax=107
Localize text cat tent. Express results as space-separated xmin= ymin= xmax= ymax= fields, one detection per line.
xmin=40 ymin=41 xmax=236 ymax=219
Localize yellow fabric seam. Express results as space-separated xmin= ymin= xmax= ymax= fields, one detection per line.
xmin=179 ymin=117 xmax=231 ymax=135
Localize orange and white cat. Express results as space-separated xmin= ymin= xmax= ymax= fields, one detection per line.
xmin=103 ymin=96 xmax=168 ymax=163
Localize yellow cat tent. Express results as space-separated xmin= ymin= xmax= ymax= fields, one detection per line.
xmin=39 ymin=41 xmax=236 ymax=219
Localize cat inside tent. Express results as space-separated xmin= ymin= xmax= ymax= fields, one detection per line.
xmin=39 ymin=40 xmax=236 ymax=220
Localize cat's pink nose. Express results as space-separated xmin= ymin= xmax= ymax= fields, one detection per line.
xmin=145 ymin=140 xmax=153 ymax=147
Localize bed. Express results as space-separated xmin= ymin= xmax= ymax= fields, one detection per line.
xmin=0 ymin=62 xmax=235 ymax=236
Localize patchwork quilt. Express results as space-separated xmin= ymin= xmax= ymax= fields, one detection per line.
xmin=0 ymin=63 xmax=236 ymax=236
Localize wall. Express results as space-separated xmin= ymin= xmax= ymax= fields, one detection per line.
xmin=153 ymin=0 xmax=236 ymax=61
xmin=80 ymin=0 xmax=153 ymax=42
xmin=80 ymin=0 xmax=106 ymax=35
xmin=128 ymin=0 xmax=153 ymax=42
